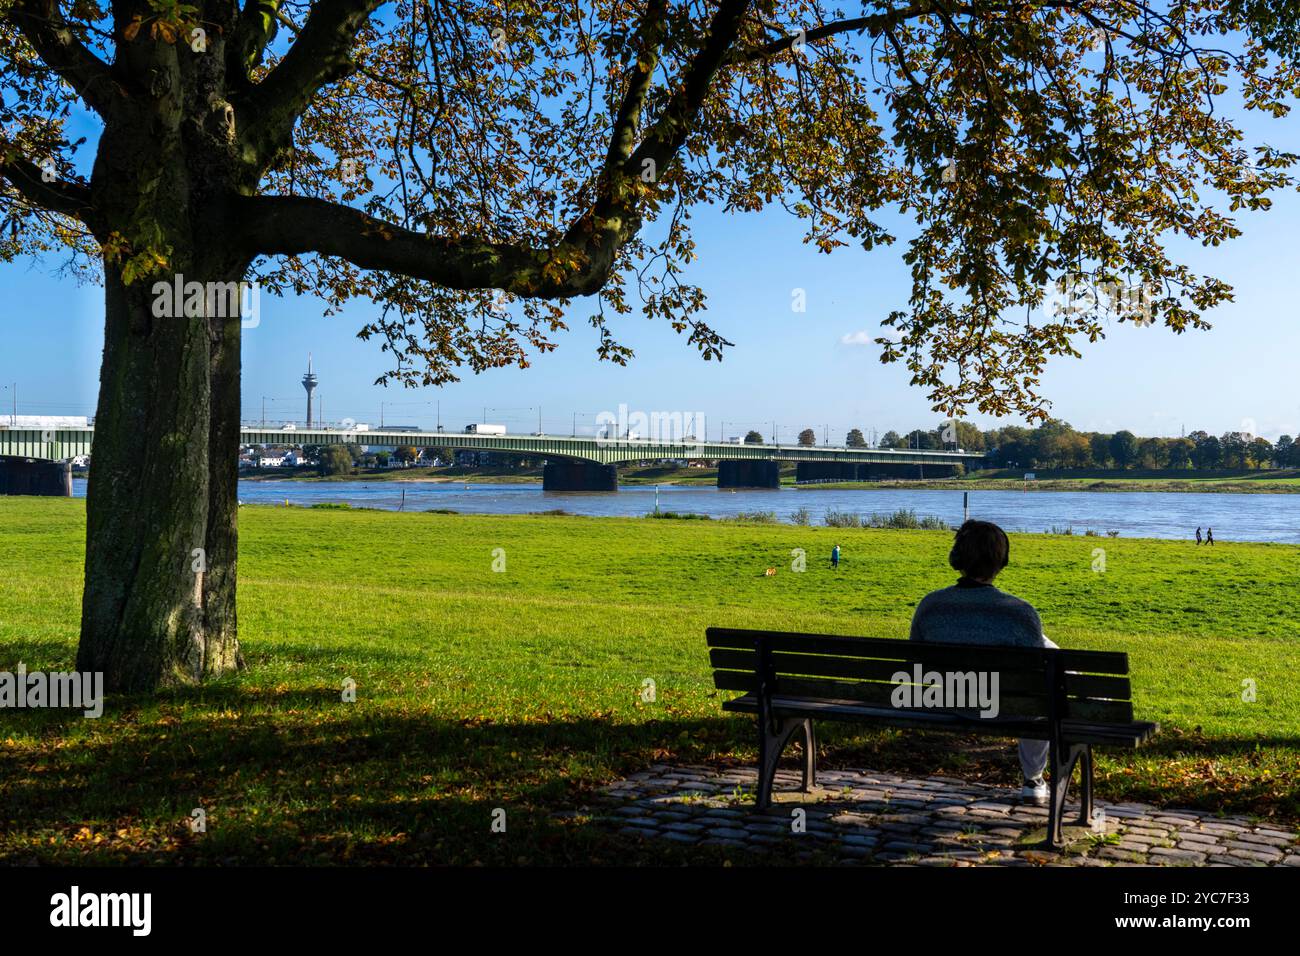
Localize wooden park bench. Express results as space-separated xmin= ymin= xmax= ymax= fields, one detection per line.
xmin=706 ymin=626 xmax=1158 ymax=849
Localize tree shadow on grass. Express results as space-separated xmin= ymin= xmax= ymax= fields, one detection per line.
xmin=0 ymin=682 xmax=372 ymax=735
xmin=0 ymin=638 xmax=80 ymax=669
xmin=1138 ymin=730 xmax=1300 ymax=758
xmin=3 ymin=701 xmax=1297 ymax=865
xmin=0 ymin=706 xmax=754 ymax=865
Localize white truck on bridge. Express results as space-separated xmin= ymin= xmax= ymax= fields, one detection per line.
xmin=464 ymin=423 xmax=507 ymax=435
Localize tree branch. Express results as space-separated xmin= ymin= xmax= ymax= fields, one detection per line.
xmin=0 ymin=154 xmax=97 ymax=225
xmin=733 ymin=7 xmax=925 ymax=64
xmin=229 ymin=0 xmax=286 ymax=81
xmin=7 ymin=0 xmax=121 ymax=118
xmin=241 ymin=0 xmax=756 ymax=298
xmin=602 ymin=0 xmax=669 ymax=177
xmin=552 ymin=0 xmax=754 ymax=274
xmin=629 ymin=0 xmax=752 ymax=176
xmin=235 ymin=194 xmax=593 ymax=296
xmin=731 ymin=0 xmax=1105 ymax=64
xmin=239 ymin=0 xmax=384 ymax=156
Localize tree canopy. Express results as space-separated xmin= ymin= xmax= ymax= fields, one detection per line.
xmin=4 ymin=0 xmax=1298 ymax=419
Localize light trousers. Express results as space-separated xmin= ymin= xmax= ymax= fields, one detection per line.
xmin=1019 ymin=635 xmax=1059 ymax=784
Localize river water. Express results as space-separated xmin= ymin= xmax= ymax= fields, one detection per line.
xmin=71 ymin=478 xmax=1300 ymax=543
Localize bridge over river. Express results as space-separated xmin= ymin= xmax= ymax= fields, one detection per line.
xmin=0 ymin=425 xmax=985 ymax=494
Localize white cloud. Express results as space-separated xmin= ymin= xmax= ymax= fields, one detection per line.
xmin=840 ymin=330 xmax=875 ymax=346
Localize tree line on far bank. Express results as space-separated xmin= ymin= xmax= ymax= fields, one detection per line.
xmin=780 ymin=420 xmax=1299 ymax=471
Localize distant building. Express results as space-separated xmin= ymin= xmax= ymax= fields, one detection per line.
xmin=457 ymin=450 xmax=496 ymax=467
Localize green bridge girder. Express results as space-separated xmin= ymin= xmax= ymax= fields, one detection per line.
xmin=0 ymin=425 xmax=986 ymax=468
xmin=0 ymin=428 xmax=95 ymax=461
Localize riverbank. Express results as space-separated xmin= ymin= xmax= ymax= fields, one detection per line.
xmin=238 ymin=464 xmax=735 ymax=485
xmin=807 ymin=474 xmax=1300 ymax=494
xmin=233 ymin=464 xmax=1300 ymax=493
xmin=2 ymin=498 xmax=1296 ymax=864
xmin=240 ymin=465 xmax=542 ymax=483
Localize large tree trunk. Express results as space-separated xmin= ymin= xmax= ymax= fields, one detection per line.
xmin=73 ymin=19 xmax=255 ymax=691
xmin=77 ymin=251 xmax=246 ymax=691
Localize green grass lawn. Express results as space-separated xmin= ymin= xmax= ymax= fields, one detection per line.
xmin=1 ymin=497 xmax=1297 ymax=864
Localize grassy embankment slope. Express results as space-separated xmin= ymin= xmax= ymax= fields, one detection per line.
xmin=1 ymin=498 xmax=1296 ymax=863
xmin=803 ymin=468 xmax=1300 ymax=494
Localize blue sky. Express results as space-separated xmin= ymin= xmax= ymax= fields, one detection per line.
xmin=4 ymin=83 xmax=1299 ymax=444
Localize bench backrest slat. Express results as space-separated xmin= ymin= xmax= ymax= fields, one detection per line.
xmin=1065 ymin=673 xmax=1130 ymax=699
xmin=714 ymin=669 xmax=1053 ymax=718
xmin=707 ymin=626 xmax=1128 ymax=674
xmin=709 ymin=647 xmax=1050 ymax=695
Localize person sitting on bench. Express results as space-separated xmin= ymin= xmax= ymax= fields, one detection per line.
xmin=909 ymin=519 xmax=1057 ymax=805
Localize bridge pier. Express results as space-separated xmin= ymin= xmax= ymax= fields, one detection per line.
xmin=0 ymin=457 xmax=73 ymax=497
xmin=717 ymin=460 xmax=781 ymax=488
xmin=542 ymin=460 xmax=618 ymax=491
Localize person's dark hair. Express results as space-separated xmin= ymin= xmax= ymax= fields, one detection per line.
xmin=948 ymin=520 xmax=1010 ymax=580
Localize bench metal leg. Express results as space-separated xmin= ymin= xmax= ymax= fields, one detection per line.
xmin=1045 ymin=742 xmax=1089 ymax=850
xmin=800 ymin=719 xmax=817 ymax=793
xmin=756 ymin=717 xmax=812 ymax=810
xmin=1077 ymin=745 xmax=1095 ymax=828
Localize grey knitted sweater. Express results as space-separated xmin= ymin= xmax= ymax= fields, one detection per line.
xmin=908 ymin=579 xmax=1049 ymax=648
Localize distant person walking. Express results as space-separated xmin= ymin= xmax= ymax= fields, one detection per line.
xmin=831 ymin=544 xmax=841 ymax=569
xmin=1195 ymin=527 xmax=1203 ymax=546
xmin=1206 ymin=527 xmax=1215 ymax=547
